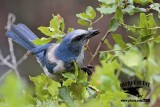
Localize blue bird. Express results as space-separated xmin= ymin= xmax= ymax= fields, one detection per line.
xmin=6 ymin=23 xmax=100 ymax=81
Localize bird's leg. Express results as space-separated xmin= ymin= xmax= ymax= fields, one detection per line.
xmin=81 ymin=65 xmax=94 ymax=75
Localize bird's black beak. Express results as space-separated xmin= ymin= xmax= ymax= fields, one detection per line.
xmin=85 ymin=29 xmax=100 ymax=39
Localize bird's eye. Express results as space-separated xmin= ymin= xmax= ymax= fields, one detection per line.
xmin=75 ymin=36 xmax=83 ymax=41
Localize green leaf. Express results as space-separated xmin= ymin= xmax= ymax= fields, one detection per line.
xmin=141 ymin=35 xmax=152 ymax=42
xmin=150 ymin=3 xmax=160 ymax=18
xmin=139 ymin=13 xmax=156 ymax=37
xmin=32 ymin=37 xmax=52 ymax=46
xmin=112 ymin=34 xmax=126 ymax=48
xmin=154 ymin=36 xmax=160 ymax=43
xmin=50 ymin=18 xmax=59 ymax=30
xmin=52 ymin=33 xmax=65 ymax=38
xmin=150 ymin=3 xmax=160 ymax=13
xmin=77 ymin=70 xmax=88 ymax=84
xmin=59 ymin=86 xmax=75 ymax=107
xmin=67 ymin=28 xmax=75 ymax=33
xmin=70 ymin=83 xmax=87 ymax=100
xmin=141 ymin=43 xmax=150 ymax=59
xmin=134 ymin=0 xmax=153 ymax=5
xmin=73 ymin=61 xmax=79 ymax=77
xmin=63 ymin=79 xmax=76 ymax=87
xmin=76 ymin=13 xmax=90 ymax=21
xmin=104 ymin=39 xmax=113 ymax=49
xmin=139 ymin=13 xmax=149 ymax=36
xmin=122 ymin=5 xmax=146 ymax=15
xmin=147 ymin=13 xmax=157 ymax=34
xmin=86 ymin=6 xmax=96 ymax=20
xmin=38 ymin=14 xmax=65 ymax=43
xmin=60 ymin=18 xmax=65 ymax=32
xmin=30 ymin=74 xmax=61 ymax=100
xmin=78 ymin=19 xmax=90 ymax=27
xmin=99 ymin=52 xmax=108 ymax=61
xmin=98 ymin=0 xmax=116 ymax=4
xmin=89 ymin=61 xmax=120 ymax=91
xmin=119 ymin=46 xmax=142 ymax=67
xmin=47 ymin=81 xmax=61 ymax=97
xmin=38 ymin=26 xmax=54 ymax=36
xmin=62 ymin=72 xmax=76 ymax=80
xmin=158 ymin=13 xmax=160 ymax=19
xmin=108 ymin=18 xmax=119 ymax=32
xmin=97 ymin=5 xmax=117 ymax=15
xmin=106 ymin=55 xmax=118 ymax=63
xmin=115 ymin=7 xmax=123 ymax=22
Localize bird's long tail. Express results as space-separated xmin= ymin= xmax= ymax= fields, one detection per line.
xmin=6 ymin=23 xmax=37 ymax=50
xmin=5 ymin=23 xmax=44 ymax=63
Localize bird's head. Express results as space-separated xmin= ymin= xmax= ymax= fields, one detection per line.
xmin=60 ymin=29 xmax=100 ymax=53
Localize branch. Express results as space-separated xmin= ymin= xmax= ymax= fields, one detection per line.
xmin=0 ymin=55 xmax=11 ymax=65
xmin=0 ymin=13 xmax=28 ymax=80
xmin=17 ymin=54 xmax=28 ymax=65
xmin=85 ymin=40 xmax=93 ymax=57
xmin=92 ymin=14 xmax=103 ymax=24
xmin=0 ymin=50 xmax=13 ymax=68
xmin=89 ymin=31 xmax=110 ymax=65
xmin=122 ymin=23 xmax=160 ymax=30
xmin=5 ymin=13 xmax=16 ymax=31
xmin=8 ymin=38 xmax=20 ymax=79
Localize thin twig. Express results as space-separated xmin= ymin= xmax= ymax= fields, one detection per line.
xmin=0 ymin=50 xmax=13 ymax=68
xmin=86 ymin=46 xmax=93 ymax=56
xmin=0 ymin=55 xmax=11 ymax=65
xmin=93 ymin=14 xmax=103 ymax=24
xmin=89 ymin=31 xmax=110 ymax=65
xmin=85 ymin=40 xmax=93 ymax=56
xmin=17 ymin=54 xmax=28 ymax=65
xmin=0 ymin=50 xmax=28 ymax=81
xmin=122 ymin=23 xmax=160 ymax=30
xmin=5 ymin=13 xmax=16 ymax=31
xmin=101 ymin=46 xmax=131 ymax=53
xmin=0 ymin=13 xmax=29 ymax=80
xmin=8 ymin=38 xmax=20 ymax=79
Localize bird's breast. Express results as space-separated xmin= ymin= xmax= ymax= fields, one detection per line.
xmin=46 ymin=44 xmax=65 ymax=73
xmin=76 ymin=49 xmax=84 ymax=67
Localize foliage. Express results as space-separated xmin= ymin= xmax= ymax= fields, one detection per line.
xmin=1 ymin=0 xmax=160 ymax=107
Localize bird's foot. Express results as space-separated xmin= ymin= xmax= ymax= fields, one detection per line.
xmin=81 ymin=65 xmax=94 ymax=75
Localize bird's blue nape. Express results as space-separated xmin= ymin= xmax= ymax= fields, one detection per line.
xmin=62 ymin=29 xmax=89 ymax=43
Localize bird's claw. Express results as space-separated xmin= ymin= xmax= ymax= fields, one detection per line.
xmin=86 ymin=65 xmax=94 ymax=69
xmin=81 ymin=65 xmax=94 ymax=75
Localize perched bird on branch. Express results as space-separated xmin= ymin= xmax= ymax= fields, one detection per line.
xmin=6 ymin=24 xmax=100 ymax=81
